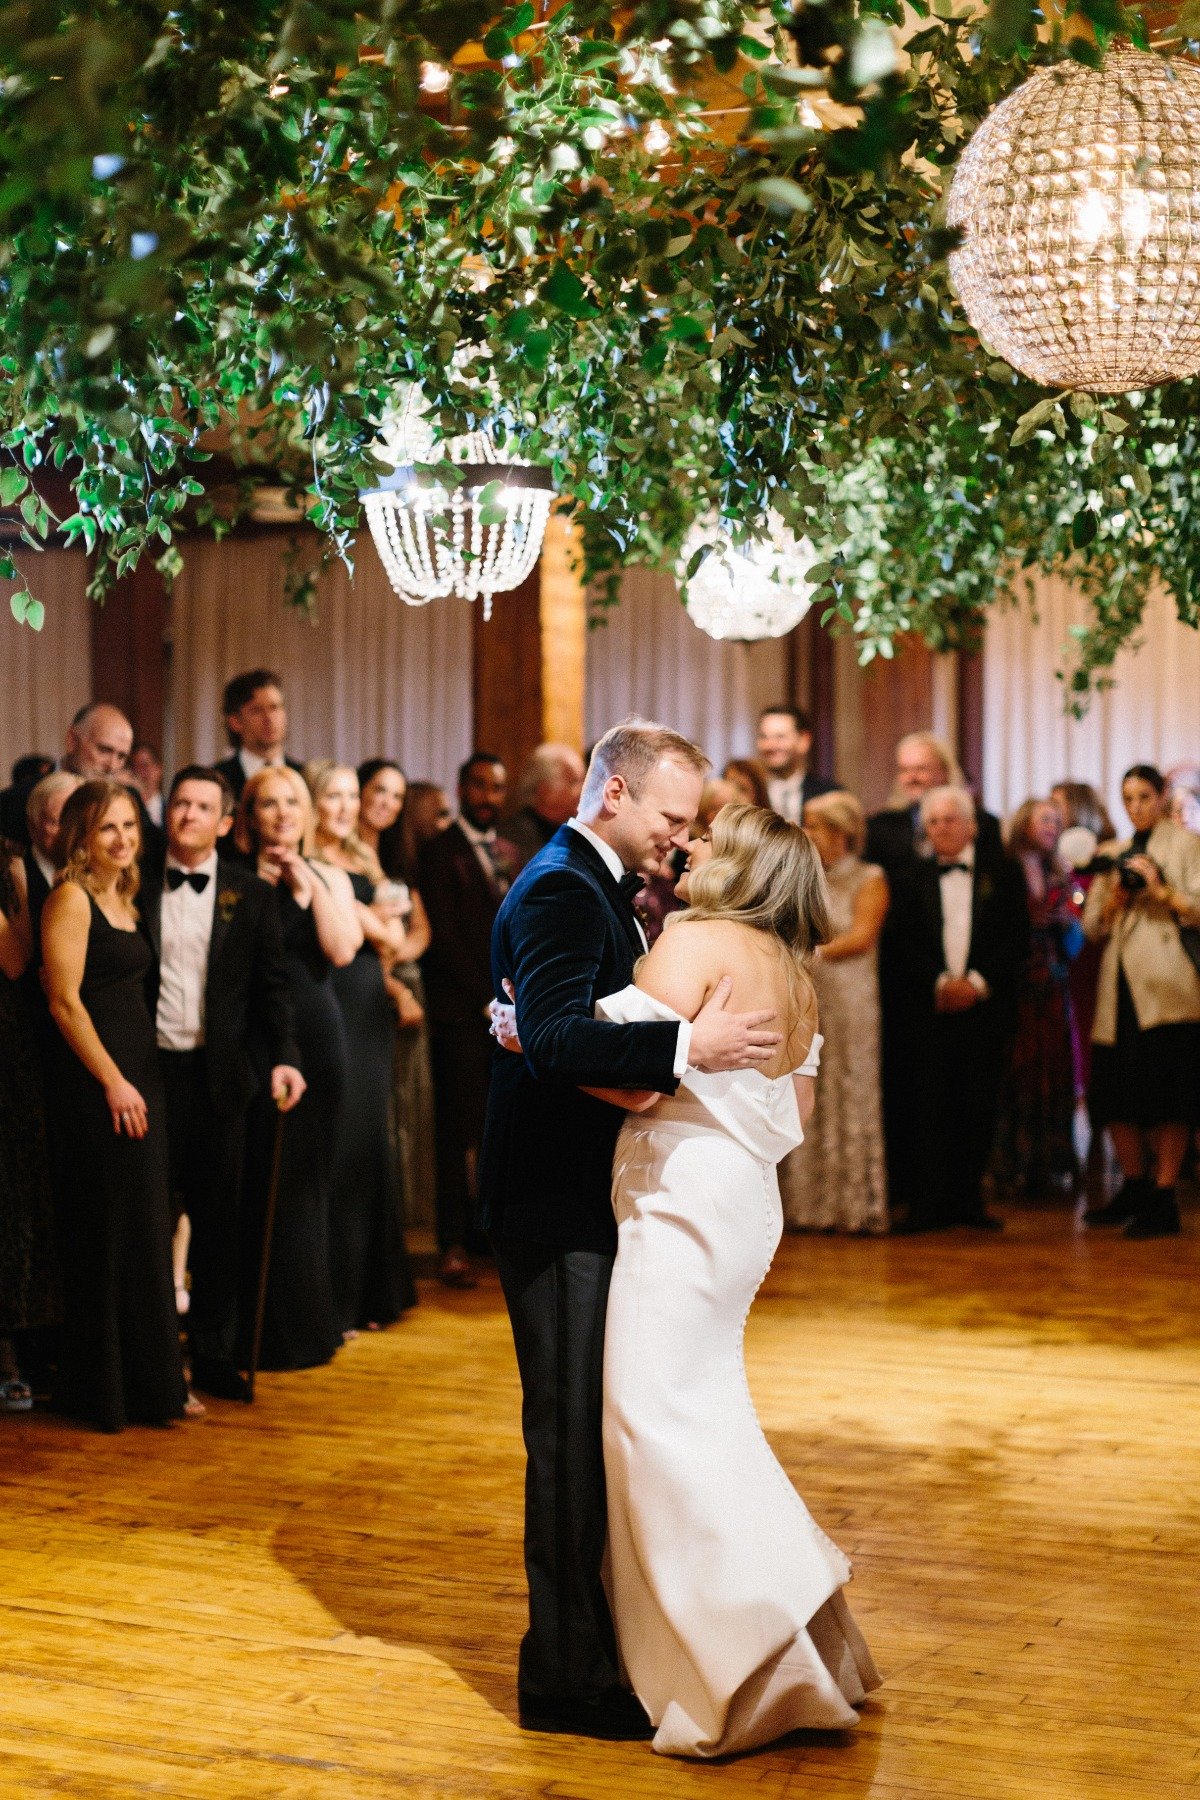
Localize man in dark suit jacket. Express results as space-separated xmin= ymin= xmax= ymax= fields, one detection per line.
xmin=756 ymin=703 xmax=836 ymax=822
xmin=893 ymin=786 xmax=1029 ymax=1232
xmin=212 ymin=668 xmax=304 ymax=804
xmin=1 ymin=701 xmax=160 ymax=856
xmin=142 ymin=765 xmax=305 ymax=1398
xmin=865 ymin=733 xmax=1003 ymax=1214
xmin=480 ymin=722 xmax=784 ymax=1741
xmin=418 ymin=752 xmax=519 ymax=1285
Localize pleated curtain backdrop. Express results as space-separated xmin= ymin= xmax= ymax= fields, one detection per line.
xmin=168 ymin=530 xmax=474 ymax=788
xmin=0 ymin=549 xmax=93 ymax=778
xmin=982 ymin=574 xmax=1200 ymax=825
xmin=584 ymin=567 xmax=789 ymax=768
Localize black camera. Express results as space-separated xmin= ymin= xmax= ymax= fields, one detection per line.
xmin=1089 ymin=850 xmax=1152 ymax=894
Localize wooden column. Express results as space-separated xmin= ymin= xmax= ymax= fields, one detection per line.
xmin=471 ymin=515 xmax=587 ymax=775
xmin=89 ymin=556 xmax=169 ymax=750
xmin=957 ymin=647 xmax=985 ymax=795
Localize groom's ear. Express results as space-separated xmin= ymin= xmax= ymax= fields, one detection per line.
xmin=602 ymin=774 xmax=627 ymax=815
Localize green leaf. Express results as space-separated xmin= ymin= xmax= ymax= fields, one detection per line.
xmin=1072 ymin=509 xmax=1097 ymax=549
xmin=0 ymin=467 xmax=27 ymax=506
xmin=752 ymin=177 xmax=813 ymax=216
xmin=23 ymin=596 xmax=44 ymax=630
xmin=541 ymin=261 xmax=597 ymax=319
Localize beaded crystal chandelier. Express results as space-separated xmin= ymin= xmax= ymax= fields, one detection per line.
xmin=360 ymin=386 xmax=553 ymax=619
xmin=947 ymin=48 xmax=1200 ymax=392
xmin=679 ymin=513 xmax=816 ymax=642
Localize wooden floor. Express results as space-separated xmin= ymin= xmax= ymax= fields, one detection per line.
xmin=3 ymin=1206 xmax=1199 ymax=1799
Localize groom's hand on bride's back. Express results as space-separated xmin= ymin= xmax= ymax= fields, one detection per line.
xmin=689 ymin=976 xmax=783 ymax=1072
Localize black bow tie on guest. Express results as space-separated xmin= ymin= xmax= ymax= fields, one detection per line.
xmin=166 ymin=867 xmax=210 ymax=894
xmin=618 ymin=871 xmax=644 ymax=904
xmin=938 ymin=861 xmax=972 ymax=876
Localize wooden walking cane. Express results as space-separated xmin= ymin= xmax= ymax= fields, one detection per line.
xmin=246 ymin=1106 xmax=287 ymax=1404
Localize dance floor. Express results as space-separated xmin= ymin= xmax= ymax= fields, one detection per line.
xmin=3 ymin=1207 xmax=1198 ymax=1799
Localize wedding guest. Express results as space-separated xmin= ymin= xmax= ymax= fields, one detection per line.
xmin=0 ymin=845 xmax=60 ymax=1411
xmin=781 ymin=790 xmax=890 ymax=1234
xmin=358 ymin=760 xmax=437 ymax=1234
xmin=894 ymin=786 xmax=1029 ymax=1233
xmin=995 ymin=799 xmax=1078 ymax=1198
xmin=505 ymin=743 xmax=586 ymax=870
xmin=11 ymin=753 xmax=53 ymax=789
xmin=310 ymin=763 xmax=416 ymax=1334
xmin=141 ymin=765 xmax=306 ymax=1400
xmin=129 ymin=742 xmax=165 ymax=827
xmin=1051 ymin=779 xmax=1115 ymax=1090
xmin=755 ymin=704 xmax=836 ymax=823
xmin=721 ymin=757 xmax=770 ymax=810
xmin=1166 ymin=763 xmax=1200 ymax=835
xmin=215 ymin=669 xmax=303 ymax=803
xmin=388 ymin=780 xmax=452 ymax=884
xmin=419 ymin=752 xmax=516 ymax=1286
xmin=866 ymin=733 xmax=1003 ymax=1215
xmin=697 ymin=778 xmax=742 ymax=829
xmin=1082 ymin=764 xmax=1200 ymax=1239
xmin=41 ymin=780 xmax=190 ymax=1429
xmin=233 ymin=767 xmax=360 ymax=1369
xmin=24 ymin=773 xmax=81 ymax=963
xmin=1 ymin=701 xmax=139 ymax=847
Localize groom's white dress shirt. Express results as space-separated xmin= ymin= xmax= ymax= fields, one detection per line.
xmin=568 ymin=818 xmax=691 ymax=1077
xmin=936 ymin=844 xmax=990 ymax=999
xmin=156 ymin=851 xmax=219 ymax=1051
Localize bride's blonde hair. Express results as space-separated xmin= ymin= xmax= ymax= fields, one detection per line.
xmin=685 ymin=802 xmax=831 ymax=952
xmin=682 ymin=803 xmax=831 ymax=1058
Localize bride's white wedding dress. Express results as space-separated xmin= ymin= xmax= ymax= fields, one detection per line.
xmin=596 ymin=985 xmax=880 ymax=1759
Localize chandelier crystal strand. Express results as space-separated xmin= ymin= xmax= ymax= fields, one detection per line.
xmin=361 ymin=383 xmax=553 ymax=614
xmin=679 ymin=513 xmax=817 ymax=642
xmin=947 ymin=47 xmax=1200 ymax=392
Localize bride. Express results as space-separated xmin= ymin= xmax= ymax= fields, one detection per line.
xmin=590 ymin=803 xmax=880 ymax=1758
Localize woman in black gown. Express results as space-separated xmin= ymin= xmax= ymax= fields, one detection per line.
xmin=310 ymin=763 xmax=417 ymax=1334
xmin=41 ymin=781 xmax=188 ymax=1431
xmin=234 ymin=767 xmax=361 ymax=1370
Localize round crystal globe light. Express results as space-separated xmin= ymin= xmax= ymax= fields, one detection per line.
xmin=680 ymin=514 xmax=816 ymax=642
xmin=947 ymin=48 xmax=1200 ymax=392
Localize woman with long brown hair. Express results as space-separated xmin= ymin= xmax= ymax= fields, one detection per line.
xmin=41 ymin=780 xmax=189 ymax=1430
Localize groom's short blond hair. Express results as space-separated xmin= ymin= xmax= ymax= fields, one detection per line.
xmin=580 ymin=720 xmax=710 ymax=813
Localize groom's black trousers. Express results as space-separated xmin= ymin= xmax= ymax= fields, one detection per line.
xmin=492 ymin=1237 xmax=622 ymax=1703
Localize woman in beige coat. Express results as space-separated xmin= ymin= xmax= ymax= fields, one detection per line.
xmin=1083 ymin=765 xmax=1200 ymax=1238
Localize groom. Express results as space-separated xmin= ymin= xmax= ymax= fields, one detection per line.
xmin=479 ymin=720 xmax=783 ymax=1740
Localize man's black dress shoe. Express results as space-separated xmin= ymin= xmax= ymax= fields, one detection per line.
xmin=190 ymin=1358 xmax=251 ymax=1402
xmin=1084 ymin=1177 xmax=1149 ymax=1226
xmin=518 ymin=1686 xmax=654 ymax=1740
xmin=1123 ymin=1191 xmax=1182 ymax=1240
xmin=890 ymin=1215 xmax=944 ymax=1235
xmin=962 ymin=1211 xmax=1005 ymax=1232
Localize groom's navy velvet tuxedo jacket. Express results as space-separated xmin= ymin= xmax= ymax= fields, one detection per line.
xmin=478 ymin=826 xmax=681 ymax=1254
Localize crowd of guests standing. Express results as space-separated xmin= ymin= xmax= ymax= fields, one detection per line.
xmin=2 ymin=678 xmax=1198 ymax=1430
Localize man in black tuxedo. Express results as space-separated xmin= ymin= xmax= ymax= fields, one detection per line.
xmin=418 ymin=751 xmax=518 ymax=1286
xmin=0 ymin=701 xmax=158 ymax=854
xmin=481 ymin=721 xmax=784 ymax=1740
xmin=895 ymin=785 xmax=1029 ymax=1232
xmin=142 ymin=765 xmax=305 ymax=1398
xmin=213 ymin=668 xmax=304 ymax=804
xmin=756 ymin=703 xmax=836 ymax=823
xmin=865 ymin=732 xmax=1003 ymax=1215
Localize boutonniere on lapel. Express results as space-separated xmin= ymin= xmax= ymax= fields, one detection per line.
xmin=490 ymin=844 xmax=517 ymax=894
xmin=217 ymin=887 xmax=242 ymax=924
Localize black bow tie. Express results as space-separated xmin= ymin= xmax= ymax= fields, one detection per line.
xmin=618 ymin=871 xmax=644 ymax=904
xmin=166 ymin=868 xmax=210 ymax=894
xmin=938 ymin=861 xmax=971 ymax=876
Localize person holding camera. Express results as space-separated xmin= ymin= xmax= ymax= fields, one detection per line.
xmin=1083 ymin=764 xmax=1200 ymax=1238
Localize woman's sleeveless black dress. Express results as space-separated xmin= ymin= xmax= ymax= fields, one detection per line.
xmin=328 ymin=872 xmax=417 ymax=1332
xmin=239 ymin=884 xmax=346 ymax=1370
xmin=56 ymin=898 xmax=184 ymax=1431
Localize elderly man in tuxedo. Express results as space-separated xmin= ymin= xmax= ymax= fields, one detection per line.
xmin=895 ymin=786 xmax=1030 ymax=1233
xmin=1 ymin=702 xmax=155 ymax=849
xmin=142 ymin=765 xmax=305 ymax=1398
xmin=419 ymin=751 xmax=518 ymax=1286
